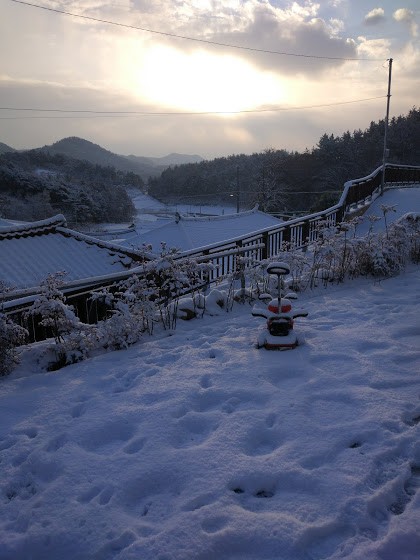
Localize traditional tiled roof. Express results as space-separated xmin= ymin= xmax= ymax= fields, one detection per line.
xmin=0 ymin=215 xmax=145 ymax=294
xmin=117 ymin=206 xmax=283 ymax=254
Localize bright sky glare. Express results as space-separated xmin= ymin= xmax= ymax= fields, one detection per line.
xmin=0 ymin=0 xmax=419 ymax=158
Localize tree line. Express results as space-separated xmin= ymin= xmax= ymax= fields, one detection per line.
xmin=148 ymin=108 xmax=420 ymax=214
xmin=0 ymin=150 xmax=143 ymax=224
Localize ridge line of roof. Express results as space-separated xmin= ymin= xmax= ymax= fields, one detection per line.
xmin=56 ymin=227 xmax=147 ymax=259
xmin=0 ymin=214 xmax=67 ymax=236
xmin=178 ymin=205 xmax=260 ymax=222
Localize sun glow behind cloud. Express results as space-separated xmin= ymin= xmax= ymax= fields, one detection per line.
xmin=134 ymin=45 xmax=287 ymax=113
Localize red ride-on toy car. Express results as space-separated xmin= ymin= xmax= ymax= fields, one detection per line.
xmin=252 ymin=261 xmax=308 ymax=350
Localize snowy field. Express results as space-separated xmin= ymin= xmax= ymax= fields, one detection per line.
xmin=1 ymin=264 xmax=420 ymax=559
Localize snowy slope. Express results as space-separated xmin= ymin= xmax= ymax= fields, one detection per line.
xmin=356 ymin=186 xmax=420 ymax=235
xmin=1 ymin=266 xmax=419 ymax=560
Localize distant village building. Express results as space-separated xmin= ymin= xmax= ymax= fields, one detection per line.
xmin=105 ymin=206 xmax=283 ymax=255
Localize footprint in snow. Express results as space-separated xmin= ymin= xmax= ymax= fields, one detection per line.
xmin=0 ymin=436 xmax=18 ymax=451
xmin=123 ymin=437 xmax=147 ymax=455
xmin=201 ymin=516 xmax=229 ymax=534
xmin=241 ymin=424 xmax=283 ymax=457
xmin=181 ymin=492 xmax=216 ymax=512
xmin=93 ymin=530 xmax=136 ymax=559
xmin=221 ymin=397 xmax=241 ymax=414
xmin=112 ymin=372 xmax=140 ymax=394
xmin=77 ymin=420 xmax=135 ymax=453
xmin=389 ymin=464 xmax=420 ymax=516
xmin=44 ymin=433 xmax=68 ymax=453
xmin=265 ymin=413 xmax=277 ymax=428
xmin=71 ymin=402 xmax=87 ymax=418
xmin=231 ymin=486 xmax=275 ymax=499
xmin=301 ymin=524 xmax=356 ymax=560
xmin=200 ymin=374 xmax=212 ymax=388
xmin=13 ymin=427 xmax=38 ymax=439
xmin=402 ymin=411 xmax=420 ymax=427
xmin=170 ymin=414 xmax=219 ymax=449
xmin=77 ymin=483 xmax=114 ymax=505
xmin=4 ymin=476 xmax=38 ymax=502
xmin=230 ymin=474 xmax=277 ymax=501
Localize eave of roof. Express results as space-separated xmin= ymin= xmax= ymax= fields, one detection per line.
xmin=0 ymin=215 xmax=149 ymax=294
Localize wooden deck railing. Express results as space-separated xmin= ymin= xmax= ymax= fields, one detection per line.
xmin=176 ymin=163 xmax=420 ymax=282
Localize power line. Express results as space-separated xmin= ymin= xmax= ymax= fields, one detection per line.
xmin=9 ymin=0 xmax=384 ymax=62
xmin=0 ymin=96 xmax=387 ymax=119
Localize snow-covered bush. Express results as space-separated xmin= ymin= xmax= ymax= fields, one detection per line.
xmin=88 ymin=287 xmax=143 ymax=350
xmin=96 ymin=306 xmax=143 ymax=351
xmin=225 ymin=255 xmax=256 ymax=308
xmin=167 ymin=293 xmax=207 ymax=321
xmin=395 ymin=212 xmax=420 ymax=263
xmin=254 ymin=211 xmax=420 ymax=294
xmin=89 ymin=248 xmax=209 ymax=346
xmin=27 ymin=272 xmax=80 ymax=344
xmin=26 ymin=272 xmax=97 ymax=370
xmin=0 ymin=312 xmax=28 ymax=376
xmin=145 ymin=244 xmax=210 ymax=330
xmin=116 ymin=273 xmax=159 ymax=335
xmin=204 ymin=289 xmax=229 ymax=315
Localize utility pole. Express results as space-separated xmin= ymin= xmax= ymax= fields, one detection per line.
xmin=236 ymin=165 xmax=240 ymax=213
xmin=381 ymin=57 xmax=393 ymax=195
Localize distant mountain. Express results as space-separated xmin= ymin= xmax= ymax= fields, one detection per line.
xmin=40 ymin=137 xmax=157 ymax=178
xmin=127 ymin=152 xmax=203 ymax=167
xmin=0 ymin=142 xmax=16 ymax=155
xmin=39 ymin=137 xmax=203 ymax=179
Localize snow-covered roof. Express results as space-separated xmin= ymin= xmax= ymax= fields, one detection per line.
xmin=118 ymin=206 xmax=283 ymax=253
xmin=0 ymin=215 xmax=144 ymax=292
xmin=0 ymin=217 xmax=28 ymax=228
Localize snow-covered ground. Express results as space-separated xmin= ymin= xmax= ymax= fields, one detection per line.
xmin=129 ymin=191 xmax=236 ymax=218
xmin=1 ymin=265 xmax=420 ymax=559
xmin=1 ymin=187 xmax=419 ymax=560
xmin=356 ymin=186 xmax=420 ymax=236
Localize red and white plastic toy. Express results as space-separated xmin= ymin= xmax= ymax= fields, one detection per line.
xmin=252 ymin=262 xmax=308 ymax=350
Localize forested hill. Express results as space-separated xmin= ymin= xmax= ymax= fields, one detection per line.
xmin=0 ymin=149 xmax=140 ymax=225
xmin=40 ymin=137 xmax=203 ymax=179
xmin=40 ymin=137 xmax=162 ymax=179
xmin=0 ymin=142 xmax=15 ymax=155
xmin=148 ymin=108 xmax=420 ymax=214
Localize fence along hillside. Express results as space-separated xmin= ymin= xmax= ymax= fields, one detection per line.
xmin=179 ymin=163 xmax=420 ymax=283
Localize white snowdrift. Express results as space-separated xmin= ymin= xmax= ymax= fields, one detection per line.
xmin=1 ymin=265 xmax=419 ymax=560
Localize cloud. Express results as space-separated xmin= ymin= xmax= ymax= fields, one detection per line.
xmin=364 ymin=8 xmax=385 ymax=26
xmin=79 ymin=0 xmax=357 ymax=75
xmin=195 ymin=3 xmax=357 ymax=75
xmin=393 ymin=7 xmax=414 ymax=22
xmin=11 ymin=1 xmax=358 ymax=77
xmin=357 ymin=36 xmax=390 ymax=59
xmin=393 ymin=8 xmax=418 ymax=36
xmin=0 ymin=75 xmax=389 ymax=159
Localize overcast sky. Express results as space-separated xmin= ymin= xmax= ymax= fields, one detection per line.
xmin=1 ymin=0 xmax=418 ymax=159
